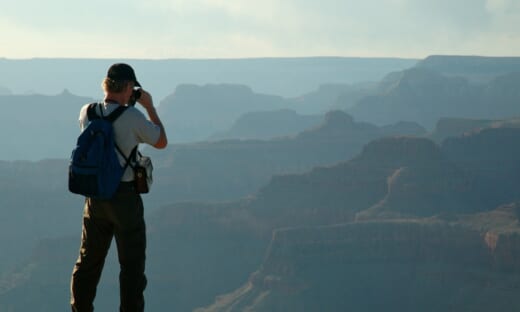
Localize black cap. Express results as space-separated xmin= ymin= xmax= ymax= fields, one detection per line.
xmin=107 ymin=63 xmax=141 ymax=87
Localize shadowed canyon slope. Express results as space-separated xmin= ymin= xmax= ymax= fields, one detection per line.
xmin=198 ymin=131 xmax=520 ymax=311
xmin=146 ymin=111 xmax=425 ymax=205
xmin=3 ymin=125 xmax=520 ymax=311
xmin=200 ymin=214 xmax=520 ymax=312
xmin=0 ymin=110 xmax=424 ymax=280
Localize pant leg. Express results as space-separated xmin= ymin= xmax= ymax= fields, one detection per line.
xmin=71 ymin=199 xmax=114 ymax=312
xmin=112 ymin=193 xmax=147 ymax=312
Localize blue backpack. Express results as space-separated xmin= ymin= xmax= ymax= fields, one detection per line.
xmin=68 ymin=103 xmax=132 ymax=199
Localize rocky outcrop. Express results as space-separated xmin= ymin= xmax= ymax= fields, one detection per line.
xmin=359 ymin=128 xmax=520 ymax=220
xmin=354 ymin=136 xmax=480 ymax=219
xmin=428 ymin=115 xmax=520 ymax=144
xmin=354 ymin=136 xmax=443 ymax=167
xmin=429 ymin=117 xmax=494 ymax=143
xmin=289 ymin=83 xmax=358 ymax=114
xmin=347 ymin=66 xmax=520 ymax=129
xmin=348 ymin=67 xmax=476 ymax=128
xmin=209 ymin=109 xmax=322 ymax=141
xmin=296 ymin=110 xmax=380 ymax=141
xmin=380 ymin=121 xmax=427 ymax=137
xmin=251 ymin=131 xmax=520 ymax=225
xmin=442 ymin=128 xmax=520 ymax=208
xmin=200 ymin=216 xmax=520 ymax=312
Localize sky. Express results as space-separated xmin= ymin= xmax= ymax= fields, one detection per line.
xmin=0 ymin=0 xmax=519 ymax=59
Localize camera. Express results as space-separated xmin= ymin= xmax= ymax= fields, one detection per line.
xmin=133 ymin=88 xmax=142 ymax=100
xmin=129 ymin=88 xmax=142 ymax=106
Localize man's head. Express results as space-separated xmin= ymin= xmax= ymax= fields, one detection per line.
xmin=107 ymin=63 xmax=141 ymax=87
xmin=102 ymin=63 xmax=141 ymax=102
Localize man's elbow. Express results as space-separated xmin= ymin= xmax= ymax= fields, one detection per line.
xmin=153 ymin=134 xmax=168 ymax=149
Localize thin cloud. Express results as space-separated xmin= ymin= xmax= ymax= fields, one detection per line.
xmin=0 ymin=0 xmax=519 ymax=58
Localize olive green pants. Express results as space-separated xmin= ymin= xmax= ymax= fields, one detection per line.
xmin=71 ymin=183 xmax=147 ymax=312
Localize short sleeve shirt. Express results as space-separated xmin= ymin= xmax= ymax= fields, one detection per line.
xmin=79 ymin=102 xmax=161 ymax=181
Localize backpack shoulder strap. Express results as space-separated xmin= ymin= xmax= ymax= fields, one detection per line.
xmin=86 ymin=103 xmax=100 ymax=120
xmin=86 ymin=103 xmax=128 ymax=122
xmin=116 ymin=145 xmax=139 ymax=171
xmin=106 ymin=105 xmax=129 ymax=123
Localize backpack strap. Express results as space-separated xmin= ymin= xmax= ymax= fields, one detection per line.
xmin=87 ymin=103 xmax=128 ymax=122
xmin=86 ymin=103 xmax=99 ymax=120
xmin=116 ymin=145 xmax=139 ymax=171
xmin=106 ymin=105 xmax=129 ymax=122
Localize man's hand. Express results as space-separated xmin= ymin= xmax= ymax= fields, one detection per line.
xmin=137 ymin=89 xmax=168 ymax=149
xmin=137 ymin=89 xmax=154 ymax=110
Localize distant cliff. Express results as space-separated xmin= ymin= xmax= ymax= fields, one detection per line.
xmin=0 ymin=91 xmax=93 ymax=160
xmin=209 ymin=109 xmax=323 ymax=141
xmin=158 ymin=82 xmax=385 ymax=143
xmin=289 ymin=83 xmax=367 ymax=114
xmin=417 ymin=55 xmax=520 ymax=81
xmin=347 ymin=66 xmax=520 ymax=129
xmin=158 ymin=84 xmax=289 ymax=143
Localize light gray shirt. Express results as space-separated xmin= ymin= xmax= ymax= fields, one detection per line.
xmin=79 ymin=102 xmax=161 ymax=181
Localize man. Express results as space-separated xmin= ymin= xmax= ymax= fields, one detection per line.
xmin=70 ymin=63 xmax=167 ymax=312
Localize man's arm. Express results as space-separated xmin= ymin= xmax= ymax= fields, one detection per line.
xmin=138 ymin=90 xmax=168 ymax=149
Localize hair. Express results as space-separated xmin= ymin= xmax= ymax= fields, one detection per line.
xmin=101 ymin=78 xmax=131 ymax=93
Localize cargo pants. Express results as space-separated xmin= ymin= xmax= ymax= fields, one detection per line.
xmin=71 ymin=183 xmax=147 ymax=312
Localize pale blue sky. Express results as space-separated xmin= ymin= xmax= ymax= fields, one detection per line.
xmin=1 ymin=0 xmax=519 ymax=59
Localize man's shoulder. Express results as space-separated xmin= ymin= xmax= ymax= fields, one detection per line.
xmin=121 ymin=106 xmax=147 ymax=120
